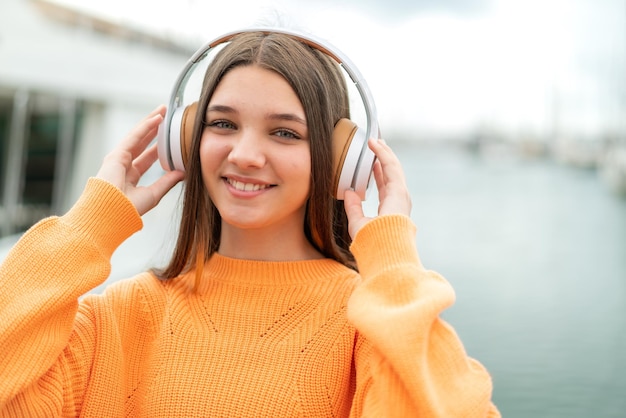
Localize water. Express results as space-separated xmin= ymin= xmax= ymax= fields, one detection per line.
xmin=386 ymin=141 xmax=626 ymax=417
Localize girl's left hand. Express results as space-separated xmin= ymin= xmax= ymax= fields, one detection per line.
xmin=344 ymin=138 xmax=412 ymax=239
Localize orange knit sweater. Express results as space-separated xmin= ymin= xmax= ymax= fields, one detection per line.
xmin=0 ymin=178 xmax=499 ymax=417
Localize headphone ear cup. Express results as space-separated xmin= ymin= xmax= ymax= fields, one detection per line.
xmin=157 ymin=102 xmax=198 ymax=172
xmin=332 ymin=118 xmax=373 ymax=200
xmin=332 ymin=119 xmax=355 ymax=199
xmin=180 ymin=102 xmax=198 ymax=170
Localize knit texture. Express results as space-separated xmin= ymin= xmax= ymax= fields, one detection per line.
xmin=0 ymin=178 xmax=500 ymax=417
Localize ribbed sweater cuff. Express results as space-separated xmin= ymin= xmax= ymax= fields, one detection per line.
xmin=62 ymin=177 xmax=143 ymax=257
xmin=350 ymin=215 xmax=420 ymax=279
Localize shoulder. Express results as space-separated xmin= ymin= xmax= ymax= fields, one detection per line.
xmin=78 ymin=272 xmax=168 ymax=328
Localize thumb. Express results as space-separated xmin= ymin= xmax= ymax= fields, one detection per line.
xmin=343 ymin=189 xmax=369 ymax=239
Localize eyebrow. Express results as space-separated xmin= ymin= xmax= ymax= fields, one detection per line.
xmin=207 ymin=104 xmax=236 ymax=115
xmin=267 ymin=113 xmax=307 ymax=126
xmin=207 ymin=104 xmax=306 ymax=126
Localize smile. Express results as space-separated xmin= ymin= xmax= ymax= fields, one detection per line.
xmin=226 ymin=178 xmax=273 ymax=192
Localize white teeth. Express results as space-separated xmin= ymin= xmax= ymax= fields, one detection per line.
xmin=228 ymin=179 xmax=270 ymax=192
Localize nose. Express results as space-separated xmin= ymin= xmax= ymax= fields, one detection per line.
xmin=227 ymin=129 xmax=266 ymax=169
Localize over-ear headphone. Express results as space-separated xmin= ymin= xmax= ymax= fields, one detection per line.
xmin=156 ymin=27 xmax=379 ymax=200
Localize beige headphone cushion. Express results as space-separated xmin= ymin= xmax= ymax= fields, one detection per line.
xmin=181 ymin=102 xmax=198 ymax=168
xmin=332 ymin=118 xmax=357 ymax=194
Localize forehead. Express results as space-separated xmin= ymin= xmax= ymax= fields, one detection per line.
xmin=209 ymin=65 xmax=305 ymax=115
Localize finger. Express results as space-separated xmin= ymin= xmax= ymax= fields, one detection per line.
xmin=127 ymin=167 xmax=183 ymax=216
xmin=145 ymin=104 xmax=166 ymax=120
xmin=150 ymin=170 xmax=185 ymax=201
xmin=125 ymin=114 xmax=164 ymax=159
xmin=133 ymin=105 xmax=165 ymax=143
xmin=367 ymin=139 xmax=412 ymax=217
xmin=125 ymin=143 xmax=157 ymax=186
xmin=368 ymin=138 xmax=407 ymax=188
xmin=371 ymin=159 xmax=387 ymax=199
xmin=135 ymin=170 xmax=185 ymax=216
xmin=343 ymin=189 xmax=364 ymax=219
xmin=132 ymin=143 xmax=160 ymax=179
xmin=369 ymin=139 xmax=402 ymax=175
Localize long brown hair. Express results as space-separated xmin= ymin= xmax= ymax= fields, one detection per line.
xmin=154 ymin=31 xmax=356 ymax=282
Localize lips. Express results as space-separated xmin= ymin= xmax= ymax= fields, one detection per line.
xmin=225 ymin=177 xmax=274 ymax=192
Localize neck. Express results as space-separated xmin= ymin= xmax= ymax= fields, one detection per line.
xmin=218 ymin=223 xmax=323 ymax=262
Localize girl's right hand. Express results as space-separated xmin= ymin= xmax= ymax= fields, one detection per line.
xmin=95 ymin=105 xmax=185 ymax=216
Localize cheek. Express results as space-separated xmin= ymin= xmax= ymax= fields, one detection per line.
xmin=198 ymin=137 xmax=210 ymax=171
xmin=199 ymin=136 xmax=227 ymax=175
xmin=291 ymin=150 xmax=312 ymax=190
xmin=198 ymin=136 xmax=230 ymax=199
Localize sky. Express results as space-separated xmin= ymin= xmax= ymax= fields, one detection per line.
xmin=52 ymin=0 xmax=626 ymax=141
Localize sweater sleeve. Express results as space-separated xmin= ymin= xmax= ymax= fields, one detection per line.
xmin=347 ymin=215 xmax=500 ymax=417
xmin=0 ymin=178 xmax=143 ymax=416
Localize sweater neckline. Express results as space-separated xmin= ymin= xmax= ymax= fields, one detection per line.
xmin=200 ymin=253 xmax=354 ymax=288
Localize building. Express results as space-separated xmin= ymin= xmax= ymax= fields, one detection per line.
xmin=0 ymin=0 xmax=194 ymax=283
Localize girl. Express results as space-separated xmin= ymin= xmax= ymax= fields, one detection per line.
xmin=0 ymin=30 xmax=499 ymax=417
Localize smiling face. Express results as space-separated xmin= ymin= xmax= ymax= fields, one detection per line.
xmin=199 ymin=65 xmax=312 ymax=235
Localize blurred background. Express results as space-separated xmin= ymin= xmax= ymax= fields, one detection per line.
xmin=1 ymin=0 xmax=625 ymax=416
